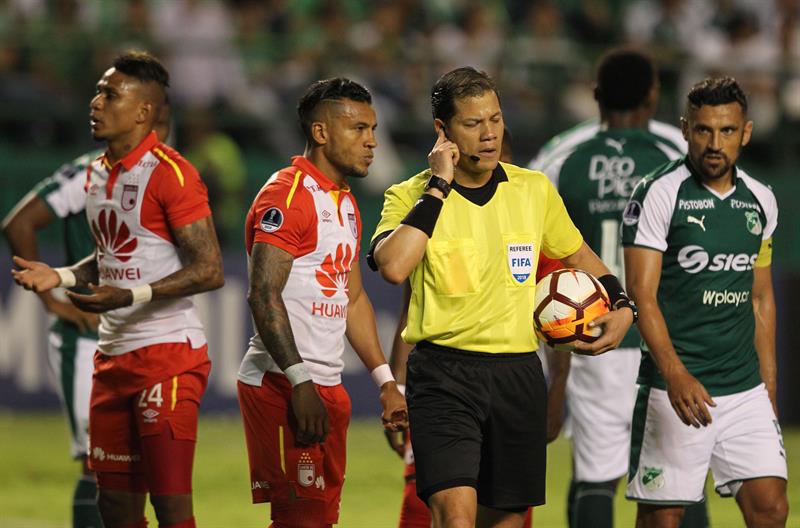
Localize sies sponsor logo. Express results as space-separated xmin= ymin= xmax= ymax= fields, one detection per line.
xmin=677 ymin=245 xmax=757 ymax=274
xmin=91 ymin=209 xmax=137 ymax=262
xmin=316 ymin=244 xmax=353 ymax=297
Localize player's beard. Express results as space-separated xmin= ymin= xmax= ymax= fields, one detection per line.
xmin=331 ymin=154 xmax=369 ymax=179
xmin=695 ymin=150 xmax=732 ymax=181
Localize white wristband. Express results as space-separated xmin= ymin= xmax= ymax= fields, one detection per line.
xmin=396 ymin=383 xmax=406 ymax=395
xmin=371 ymin=363 xmax=395 ymax=388
xmin=285 ymin=363 xmax=312 ymax=387
xmin=54 ymin=267 xmax=77 ymax=288
xmin=130 ymin=284 xmax=152 ymax=305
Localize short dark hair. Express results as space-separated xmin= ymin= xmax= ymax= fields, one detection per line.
xmin=297 ymin=78 xmax=372 ymax=142
xmin=113 ymin=50 xmax=169 ymax=89
xmin=595 ymin=48 xmax=656 ymax=111
xmin=687 ymin=77 xmax=748 ymax=113
xmin=431 ymin=67 xmax=499 ymax=123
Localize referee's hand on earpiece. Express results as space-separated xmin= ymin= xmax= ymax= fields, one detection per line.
xmin=428 ymin=127 xmax=459 ymax=183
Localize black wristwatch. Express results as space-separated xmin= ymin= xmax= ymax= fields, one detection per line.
xmin=616 ymin=299 xmax=639 ymax=323
xmin=425 ymin=174 xmax=451 ymax=198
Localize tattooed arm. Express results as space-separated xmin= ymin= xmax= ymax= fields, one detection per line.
xmin=248 ymin=241 xmax=328 ymax=444
xmin=148 ymin=215 xmax=224 ymax=298
xmin=247 ymin=242 xmax=303 ymax=370
xmin=65 ymin=215 xmax=224 ymax=312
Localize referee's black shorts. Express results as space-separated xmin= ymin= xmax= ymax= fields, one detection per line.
xmin=407 ymin=341 xmax=547 ymax=510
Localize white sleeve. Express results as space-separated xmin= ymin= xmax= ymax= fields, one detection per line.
xmin=43 ymin=171 xmax=87 ymax=218
xmin=740 ymin=174 xmax=778 ymax=240
xmin=629 ymin=178 xmax=679 ymax=252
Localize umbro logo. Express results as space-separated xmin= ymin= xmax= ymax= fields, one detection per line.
xmin=687 ymin=215 xmax=706 ymax=232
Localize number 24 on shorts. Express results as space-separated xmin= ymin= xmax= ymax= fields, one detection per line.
xmin=139 ymin=383 xmax=164 ymax=408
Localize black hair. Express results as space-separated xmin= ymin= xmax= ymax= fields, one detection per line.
xmin=113 ymin=50 xmax=169 ymax=89
xmin=595 ymin=48 xmax=656 ymax=111
xmin=431 ymin=67 xmax=499 ymax=123
xmin=687 ymin=77 xmax=748 ymax=113
xmin=297 ymin=78 xmax=372 ymax=142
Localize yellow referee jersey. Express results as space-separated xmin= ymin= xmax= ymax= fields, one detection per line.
xmin=372 ymin=162 xmax=583 ymax=353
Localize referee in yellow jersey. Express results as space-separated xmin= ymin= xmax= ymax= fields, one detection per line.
xmin=368 ymin=67 xmax=636 ymax=528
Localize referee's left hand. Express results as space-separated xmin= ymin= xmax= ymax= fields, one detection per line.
xmin=572 ymin=307 xmax=634 ymax=355
xmin=379 ymin=381 xmax=408 ymax=432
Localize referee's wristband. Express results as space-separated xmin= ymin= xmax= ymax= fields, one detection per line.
xmin=371 ymin=363 xmax=395 ymax=388
xmin=54 ymin=267 xmax=77 ymax=288
xmin=400 ymin=193 xmax=443 ymax=238
xmin=130 ymin=284 xmax=153 ymax=305
xmin=285 ymin=363 xmax=313 ymax=387
xmin=597 ymin=274 xmax=638 ymax=323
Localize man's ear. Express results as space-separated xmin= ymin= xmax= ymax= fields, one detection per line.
xmin=311 ymin=121 xmax=328 ymax=145
xmin=741 ymin=120 xmax=753 ymax=147
xmin=136 ymin=101 xmax=153 ymax=125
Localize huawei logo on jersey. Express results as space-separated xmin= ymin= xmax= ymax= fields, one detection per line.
xmin=315 ymin=243 xmax=353 ymax=297
xmin=91 ymin=209 xmax=138 ymax=262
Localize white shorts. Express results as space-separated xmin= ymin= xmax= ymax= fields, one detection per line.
xmin=626 ymin=383 xmax=787 ymax=504
xmin=565 ymin=347 xmax=640 ymax=482
xmin=47 ymin=330 xmax=96 ymax=458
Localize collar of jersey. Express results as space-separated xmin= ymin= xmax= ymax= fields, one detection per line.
xmin=683 ymin=155 xmax=739 ymax=187
xmin=291 ymin=156 xmax=350 ymax=192
xmin=102 ymin=131 xmax=159 ymax=172
xmin=596 ymin=128 xmax=651 ymax=140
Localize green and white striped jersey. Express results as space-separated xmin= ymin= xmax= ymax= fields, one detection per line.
xmin=33 ymin=150 xmax=101 ymax=339
xmin=549 ymin=128 xmax=683 ymax=348
xmin=622 ymin=158 xmax=778 ymax=395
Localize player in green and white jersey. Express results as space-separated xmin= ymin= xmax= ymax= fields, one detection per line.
xmin=2 ymin=116 xmax=169 ymax=528
xmin=623 ymin=78 xmax=787 ymax=527
xmin=540 ymin=49 xmax=709 ymax=528
xmin=3 ymin=150 xmax=103 ymax=528
xmin=529 ymin=105 xmax=685 ymax=179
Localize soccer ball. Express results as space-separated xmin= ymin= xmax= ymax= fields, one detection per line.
xmin=533 ymin=269 xmax=610 ymax=351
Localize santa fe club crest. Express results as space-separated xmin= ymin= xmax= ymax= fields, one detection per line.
xmin=297 ymin=452 xmax=315 ymax=487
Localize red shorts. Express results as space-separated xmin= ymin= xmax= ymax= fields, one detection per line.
xmin=400 ymin=436 xmax=533 ymax=528
xmin=88 ymin=343 xmax=210 ymax=485
xmin=237 ymin=374 xmax=351 ymax=526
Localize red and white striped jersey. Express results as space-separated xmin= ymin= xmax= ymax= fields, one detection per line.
xmin=238 ymin=156 xmax=362 ymax=386
xmin=85 ymin=131 xmax=212 ymax=355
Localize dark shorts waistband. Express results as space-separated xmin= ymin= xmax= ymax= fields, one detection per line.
xmin=415 ymin=340 xmax=537 ymax=361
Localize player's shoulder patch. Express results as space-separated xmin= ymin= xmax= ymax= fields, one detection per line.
xmin=622 ymin=199 xmax=643 ymax=226
xmin=259 ymin=207 xmax=284 ymax=233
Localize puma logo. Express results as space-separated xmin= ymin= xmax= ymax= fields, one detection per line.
xmin=604 ymin=137 xmax=625 ymax=154
xmin=688 ymin=215 xmax=706 ymax=232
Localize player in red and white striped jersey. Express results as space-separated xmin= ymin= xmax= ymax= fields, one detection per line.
xmin=237 ymin=78 xmax=407 ymax=528
xmin=12 ymin=51 xmax=224 ymax=528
